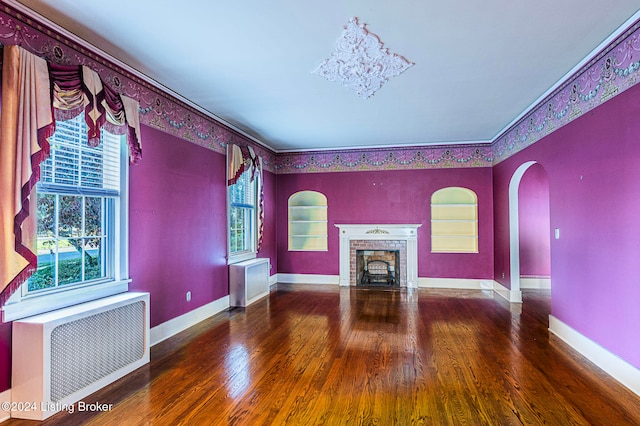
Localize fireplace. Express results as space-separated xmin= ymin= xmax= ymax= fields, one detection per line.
xmin=335 ymin=224 xmax=421 ymax=288
xmin=357 ymin=249 xmax=400 ymax=286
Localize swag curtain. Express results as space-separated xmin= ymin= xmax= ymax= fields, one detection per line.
xmin=0 ymin=45 xmax=143 ymax=306
xmin=226 ymin=143 xmax=264 ymax=251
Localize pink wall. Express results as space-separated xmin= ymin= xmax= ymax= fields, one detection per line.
xmin=518 ymin=164 xmax=551 ymax=277
xmin=128 ymin=125 xmax=277 ymax=327
xmin=0 ymin=123 xmax=276 ymax=392
xmin=493 ymin=83 xmax=640 ymax=368
xmin=129 ymin=125 xmax=229 ymax=327
xmin=275 ymin=167 xmax=494 ymax=280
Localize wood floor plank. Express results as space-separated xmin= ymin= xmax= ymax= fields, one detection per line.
xmin=5 ymin=285 xmax=640 ymax=425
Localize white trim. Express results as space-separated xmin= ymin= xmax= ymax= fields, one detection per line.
xmin=418 ymin=277 xmax=493 ymax=289
xmin=520 ymin=277 xmax=551 ymax=289
xmin=276 ymin=139 xmax=492 ymax=153
xmin=508 ymin=161 xmax=537 ymax=299
xmin=0 ymin=388 xmax=10 ymax=422
xmin=492 ymin=280 xmax=522 ymax=303
xmin=269 ymin=274 xmax=278 ymax=286
xmin=549 ymin=315 xmax=640 ymax=397
xmin=150 ymin=296 xmax=229 ymax=346
xmin=335 ymin=224 xmax=421 ymax=288
xmin=276 ymin=274 xmax=339 ymax=285
xmin=2 ymin=281 xmax=130 ymax=323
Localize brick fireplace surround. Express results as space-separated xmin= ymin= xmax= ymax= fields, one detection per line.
xmin=351 ymin=240 xmax=406 ymax=286
xmin=335 ymin=224 xmax=421 ymax=288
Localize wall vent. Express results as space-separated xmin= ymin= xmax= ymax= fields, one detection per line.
xmin=12 ymin=292 xmax=150 ymax=420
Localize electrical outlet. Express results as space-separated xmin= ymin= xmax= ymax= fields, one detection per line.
xmin=186 ymin=291 xmax=191 ymax=302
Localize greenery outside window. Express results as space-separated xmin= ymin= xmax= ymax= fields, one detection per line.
xmin=3 ymin=113 xmax=129 ymax=321
xmin=228 ymin=170 xmax=258 ymax=262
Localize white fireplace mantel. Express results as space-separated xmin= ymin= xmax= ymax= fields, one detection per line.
xmin=335 ymin=224 xmax=422 ymax=287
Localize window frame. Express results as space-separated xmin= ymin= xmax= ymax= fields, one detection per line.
xmin=227 ymin=169 xmax=259 ymax=264
xmin=2 ymin=116 xmax=130 ymax=322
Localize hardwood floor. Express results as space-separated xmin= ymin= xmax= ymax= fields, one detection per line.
xmin=7 ymin=285 xmax=640 ymax=425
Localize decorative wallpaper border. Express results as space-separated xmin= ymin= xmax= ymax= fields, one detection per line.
xmin=273 ymin=145 xmax=493 ymax=173
xmin=1 ymin=2 xmax=640 ymax=174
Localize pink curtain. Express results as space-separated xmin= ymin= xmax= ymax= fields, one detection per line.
xmin=227 ymin=143 xmax=245 ymax=185
xmin=0 ymin=45 xmax=143 ymax=305
xmin=0 ymin=45 xmax=54 ymax=305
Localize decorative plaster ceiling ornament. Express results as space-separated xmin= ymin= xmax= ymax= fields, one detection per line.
xmin=313 ymin=17 xmax=414 ymax=99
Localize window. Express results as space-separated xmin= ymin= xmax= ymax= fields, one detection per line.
xmin=3 ymin=113 xmax=129 ymax=321
xmin=228 ymin=170 xmax=258 ymax=262
xmin=431 ymin=187 xmax=478 ymax=253
xmin=288 ymin=191 xmax=328 ymax=251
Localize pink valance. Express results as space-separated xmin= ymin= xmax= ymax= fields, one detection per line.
xmin=49 ymin=62 xmax=142 ymax=163
xmin=0 ymin=45 xmax=143 ymax=306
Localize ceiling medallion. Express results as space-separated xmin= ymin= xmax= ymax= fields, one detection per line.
xmin=313 ymin=17 xmax=414 ymax=99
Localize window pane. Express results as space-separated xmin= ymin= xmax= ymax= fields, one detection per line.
xmin=85 ymin=197 xmax=103 ymax=236
xmin=29 ymin=240 xmax=56 ymax=292
xmin=59 ymin=195 xmax=82 ymax=238
xmin=26 ymin=113 xmax=122 ymax=297
xmin=84 ymin=237 xmax=105 ymax=281
xmin=36 ymin=193 xmax=55 ymax=237
xmin=228 ymin=170 xmax=257 ymax=258
xmin=230 ymin=207 xmax=248 ymax=252
xmin=58 ymin=237 xmax=83 ymax=286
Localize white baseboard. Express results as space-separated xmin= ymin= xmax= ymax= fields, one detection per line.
xmin=150 ymin=296 xmax=230 ymax=346
xmin=520 ymin=277 xmax=551 ymax=289
xmin=276 ymin=273 xmax=340 ymax=285
xmin=0 ymin=389 xmax=10 ymax=423
xmin=492 ymin=280 xmax=523 ymax=303
xmin=418 ymin=277 xmax=493 ymax=290
xmin=269 ymin=274 xmax=278 ymax=286
xmin=549 ymin=315 xmax=640 ymax=397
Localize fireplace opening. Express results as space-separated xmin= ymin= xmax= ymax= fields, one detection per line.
xmin=356 ymin=250 xmax=400 ymax=287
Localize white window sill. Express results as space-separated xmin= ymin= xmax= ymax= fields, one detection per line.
xmin=227 ymin=251 xmax=257 ymax=265
xmin=2 ymin=279 xmax=130 ymax=322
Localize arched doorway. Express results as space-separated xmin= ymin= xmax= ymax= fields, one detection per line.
xmin=508 ymin=162 xmax=551 ymax=302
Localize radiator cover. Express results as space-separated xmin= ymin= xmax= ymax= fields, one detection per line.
xmin=229 ymin=258 xmax=270 ymax=307
xmin=12 ymin=292 xmax=150 ymax=420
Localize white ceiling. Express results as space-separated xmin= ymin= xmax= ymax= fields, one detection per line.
xmin=11 ymin=0 xmax=640 ymax=152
